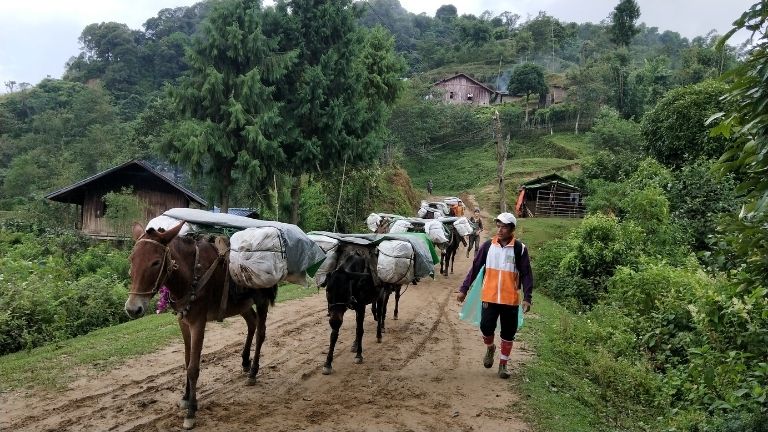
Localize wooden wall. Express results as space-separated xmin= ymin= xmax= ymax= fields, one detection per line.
xmin=82 ymin=189 xmax=190 ymax=238
xmin=435 ymin=76 xmax=494 ymax=105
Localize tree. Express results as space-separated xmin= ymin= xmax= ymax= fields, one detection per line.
xmin=641 ymin=80 xmax=731 ymax=167
xmin=608 ymin=0 xmax=641 ymax=47
xmin=435 ymin=5 xmax=457 ymax=22
xmin=162 ymin=0 xmax=293 ymax=212
xmin=265 ymin=0 xmax=404 ymax=224
xmin=507 ymin=62 xmax=547 ymax=124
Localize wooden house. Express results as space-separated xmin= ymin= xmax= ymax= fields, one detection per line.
xmin=46 ymin=160 xmax=207 ymax=238
xmin=514 ymin=174 xmax=585 ymax=218
xmin=432 ymin=73 xmax=500 ymax=105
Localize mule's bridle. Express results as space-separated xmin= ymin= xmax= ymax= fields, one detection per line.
xmin=128 ymin=238 xmax=178 ymax=297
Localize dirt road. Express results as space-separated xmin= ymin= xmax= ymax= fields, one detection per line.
xmin=0 ymin=216 xmax=532 ymax=432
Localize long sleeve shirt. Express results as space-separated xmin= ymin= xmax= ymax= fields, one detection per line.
xmin=458 ymin=238 xmax=534 ymax=304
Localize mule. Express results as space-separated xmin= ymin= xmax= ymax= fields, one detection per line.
xmin=124 ymin=221 xmax=276 ymax=430
xmin=322 ymin=245 xmax=390 ymax=375
xmin=440 ymin=224 xmax=466 ymax=276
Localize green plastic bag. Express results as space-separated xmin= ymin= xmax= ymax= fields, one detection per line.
xmin=459 ymin=265 xmax=525 ymax=330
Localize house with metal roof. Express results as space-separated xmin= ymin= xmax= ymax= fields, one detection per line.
xmin=515 ymin=174 xmax=585 ymax=218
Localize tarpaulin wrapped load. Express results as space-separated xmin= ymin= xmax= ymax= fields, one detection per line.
xmin=444 ymin=197 xmax=460 ymax=206
xmin=162 ymin=208 xmax=326 ymax=278
xmin=453 ymin=217 xmax=473 ymax=237
xmin=146 ymin=215 xmax=192 ymax=236
xmin=229 ymin=227 xmax=287 ymax=289
xmin=417 ymin=206 xmax=428 ymax=218
xmin=389 ymin=219 xmax=413 ymax=234
xmin=308 ymin=233 xmax=340 ymax=286
xmin=366 ymin=213 xmax=382 ymax=232
xmin=376 ymin=240 xmax=415 ymax=285
xmin=424 ymin=219 xmax=448 ymax=244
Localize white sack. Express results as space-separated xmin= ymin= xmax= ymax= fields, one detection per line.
xmin=308 ymin=234 xmax=340 ymax=286
xmin=417 ymin=206 xmax=428 ymax=218
xmin=366 ymin=213 xmax=382 ymax=232
xmin=376 ymin=240 xmax=414 ymax=285
xmin=424 ymin=219 xmax=448 ymax=244
xmin=453 ymin=217 xmax=473 ymax=237
xmin=389 ymin=219 xmax=413 ymax=234
xmin=229 ymin=227 xmax=287 ymax=289
xmin=146 ymin=215 xmax=191 ymax=236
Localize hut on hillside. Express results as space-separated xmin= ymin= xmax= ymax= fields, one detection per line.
xmin=46 ymin=160 xmax=207 ymax=238
xmin=515 ymin=174 xmax=585 ymax=218
xmin=432 ymin=73 xmax=501 ymax=105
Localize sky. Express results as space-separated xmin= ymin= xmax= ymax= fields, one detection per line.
xmin=0 ymin=0 xmax=756 ymax=90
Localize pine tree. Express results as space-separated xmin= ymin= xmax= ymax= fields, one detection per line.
xmin=608 ymin=0 xmax=641 ymax=47
xmin=164 ymin=0 xmax=294 ymax=212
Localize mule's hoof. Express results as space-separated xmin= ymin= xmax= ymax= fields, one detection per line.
xmin=376 ymin=337 xmax=382 ymax=343
xmin=350 ymin=345 xmax=357 ymax=353
xmin=393 ymin=316 xmax=399 ymax=320
xmin=246 ymin=376 xmax=257 ymax=386
xmin=178 ymin=399 xmax=190 ymax=410
xmin=354 ymin=357 xmax=363 ymax=364
xmin=322 ymin=366 xmax=333 ymax=375
xmin=182 ymin=417 xmax=196 ymax=430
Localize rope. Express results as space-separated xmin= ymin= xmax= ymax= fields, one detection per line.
xmin=333 ymin=154 xmax=348 ymax=233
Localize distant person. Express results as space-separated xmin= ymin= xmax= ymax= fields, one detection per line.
xmin=466 ymin=208 xmax=484 ymax=258
xmin=457 ymin=212 xmax=533 ymax=379
xmin=427 ymin=179 xmax=433 ymax=195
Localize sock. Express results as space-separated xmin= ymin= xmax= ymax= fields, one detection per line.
xmin=499 ymin=338 xmax=513 ymax=365
xmin=482 ymin=334 xmax=494 ymax=347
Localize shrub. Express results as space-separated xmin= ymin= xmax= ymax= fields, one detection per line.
xmin=588 ymin=107 xmax=643 ymax=153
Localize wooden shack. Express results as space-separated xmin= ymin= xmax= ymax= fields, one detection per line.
xmin=46 ymin=160 xmax=207 ymax=238
xmin=515 ymin=174 xmax=585 ymax=218
xmin=432 ymin=73 xmax=500 ymax=105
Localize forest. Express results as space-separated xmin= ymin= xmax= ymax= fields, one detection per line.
xmin=0 ymin=0 xmax=767 ymax=431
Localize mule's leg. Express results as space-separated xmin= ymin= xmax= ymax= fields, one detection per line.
xmin=182 ymin=320 xmax=206 ymax=430
xmin=323 ymin=306 xmax=346 ymax=375
xmin=393 ymin=285 xmax=401 ymax=320
xmin=354 ymin=305 xmax=365 ymax=364
xmin=441 ymin=251 xmax=448 ymax=276
xmin=241 ymin=308 xmax=257 ymax=373
xmin=179 ymin=319 xmax=192 ymax=409
xmin=247 ymin=302 xmax=268 ymax=385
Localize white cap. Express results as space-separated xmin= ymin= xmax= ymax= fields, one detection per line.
xmin=494 ymin=212 xmax=517 ymax=226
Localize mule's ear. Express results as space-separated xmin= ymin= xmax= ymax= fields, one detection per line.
xmin=132 ymin=223 xmax=145 ymax=241
xmin=157 ymin=220 xmax=186 ymax=243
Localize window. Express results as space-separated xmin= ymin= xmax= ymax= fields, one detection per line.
xmin=467 ymin=92 xmax=473 ymax=101
xmin=96 ymin=198 xmax=108 ymax=218
xmin=569 ymin=193 xmax=580 ymax=203
xmin=449 ymin=91 xmax=454 ymax=99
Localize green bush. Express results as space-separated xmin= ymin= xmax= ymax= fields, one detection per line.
xmin=588 ymin=107 xmax=643 ymax=153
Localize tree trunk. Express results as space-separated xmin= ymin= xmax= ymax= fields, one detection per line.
xmin=524 ymin=94 xmax=530 ymax=126
xmin=575 ymin=110 xmax=581 ymax=135
xmin=290 ymin=175 xmax=301 ymax=225
xmin=494 ymin=111 xmax=508 ymax=213
xmin=220 ymin=168 xmax=232 ymax=214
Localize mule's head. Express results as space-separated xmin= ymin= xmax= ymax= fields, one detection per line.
xmin=124 ymin=221 xmax=185 ymax=319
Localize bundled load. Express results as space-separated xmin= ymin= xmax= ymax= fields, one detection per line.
xmin=307 ymin=233 xmax=340 ymax=286
xmin=376 ymin=240 xmax=415 ymax=285
xmin=389 ymin=219 xmax=413 ymax=234
xmin=366 ymin=213 xmax=382 ymax=232
xmin=424 ymin=219 xmax=448 ymax=244
xmin=228 ymin=227 xmax=287 ymax=288
xmin=453 ymin=217 xmax=473 ymax=237
xmin=145 ymin=215 xmax=192 ymax=236
xmin=159 ymin=208 xmax=326 ymax=289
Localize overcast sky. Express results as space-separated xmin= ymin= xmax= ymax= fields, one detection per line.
xmin=0 ymin=0 xmax=755 ymax=90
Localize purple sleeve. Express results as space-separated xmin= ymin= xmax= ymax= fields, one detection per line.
xmin=518 ymin=245 xmax=534 ymax=304
xmin=459 ymin=240 xmax=490 ymax=294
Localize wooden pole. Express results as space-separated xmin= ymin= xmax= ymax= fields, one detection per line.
xmin=495 ymin=110 xmax=508 ymax=213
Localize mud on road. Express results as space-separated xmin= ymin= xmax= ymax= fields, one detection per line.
xmin=1 ymin=228 xmax=532 ymax=432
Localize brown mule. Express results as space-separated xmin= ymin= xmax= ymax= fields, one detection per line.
xmin=124 ymin=221 xmax=276 ymax=430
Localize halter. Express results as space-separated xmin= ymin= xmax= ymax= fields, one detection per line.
xmin=128 ymin=238 xmax=178 ymax=297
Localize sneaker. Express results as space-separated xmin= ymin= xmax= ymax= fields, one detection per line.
xmin=483 ymin=344 xmax=496 ymax=368
xmin=498 ymin=363 xmax=510 ymax=379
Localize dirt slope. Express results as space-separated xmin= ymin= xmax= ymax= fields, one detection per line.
xmin=0 ymin=204 xmax=532 ymax=432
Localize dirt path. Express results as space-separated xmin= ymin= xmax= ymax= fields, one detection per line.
xmin=0 ymin=199 xmax=532 ymax=432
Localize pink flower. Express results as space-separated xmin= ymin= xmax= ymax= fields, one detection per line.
xmin=156 ymin=285 xmax=170 ymax=314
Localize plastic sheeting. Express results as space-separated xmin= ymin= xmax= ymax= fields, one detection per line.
xmin=389 ymin=219 xmax=413 ymax=234
xmin=229 ymin=227 xmax=287 ymax=289
xmin=453 ymin=217 xmax=473 ymax=237
xmin=376 ymin=240 xmax=415 ymax=285
xmin=145 ymin=215 xmax=191 ymax=236
xmin=307 ymin=234 xmax=340 ymax=286
xmin=162 ymin=208 xmax=326 ymax=277
xmin=366 ymin=213 xmax=382 ymax=232
xmin=424 ymin=219 xmax=448 ymax=244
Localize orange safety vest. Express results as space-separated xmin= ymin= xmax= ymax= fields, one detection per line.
xmin=481 ymin=236 xmax=521 ymax=305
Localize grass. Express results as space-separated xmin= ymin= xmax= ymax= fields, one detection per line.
xmin=0 ymin=283 xmax=318 ymax=392
xmin=515 ymin=217 xmax=582 ymax=257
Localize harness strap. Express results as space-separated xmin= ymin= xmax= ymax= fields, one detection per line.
xmin=128 ymin=239 xmax=177 ymax=296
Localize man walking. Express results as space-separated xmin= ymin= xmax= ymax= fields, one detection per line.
xmin=457 ymin=212 xmax=533 ymax=379
xmin=466 ymin=208 xmax=484 ymax=258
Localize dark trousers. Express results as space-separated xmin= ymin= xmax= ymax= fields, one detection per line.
xmin=467 ymin=234 xmax=480 ymax=256
xmin=480 ymin=302 xmax=519 ymax=341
